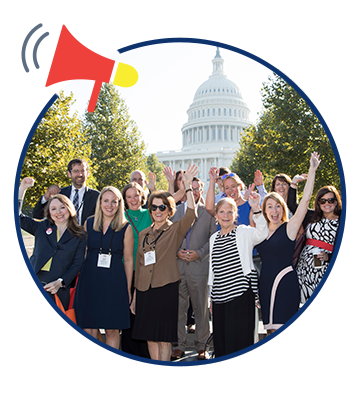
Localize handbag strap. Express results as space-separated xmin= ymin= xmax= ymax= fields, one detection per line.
xmin=125 ymin=210 xmax=139 ymax=235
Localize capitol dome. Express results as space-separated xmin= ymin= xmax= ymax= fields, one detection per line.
xmin=181 ymin=47 xmax=251 ymax=151
xmin=157 ymin=48 xmax=251 ymax=191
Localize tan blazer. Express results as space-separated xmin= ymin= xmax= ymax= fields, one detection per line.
xmin=134 ymin=207 xmax=196 ymax=292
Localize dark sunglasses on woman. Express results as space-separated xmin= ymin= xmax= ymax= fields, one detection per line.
xmin=150 ymin=204 xmax=168 ymax=212
xmin=318 ymin=197 xmax=336 ymax=204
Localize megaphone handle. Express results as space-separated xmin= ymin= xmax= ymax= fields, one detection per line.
xmin=88 ymin=80 xmax=103 ymax=113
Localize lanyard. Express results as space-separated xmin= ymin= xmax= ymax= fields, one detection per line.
xmin=142 ymin=230 xmax=165 ymax=252
xmin=100 ymin=228 xmax=115 ymax=255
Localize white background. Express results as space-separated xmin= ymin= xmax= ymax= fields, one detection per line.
xmin=2 ymin=1 xmax=358 ymax=398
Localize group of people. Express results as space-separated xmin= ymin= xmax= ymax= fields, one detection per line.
xmin=18 ymin=153 xmax=341 ymax=361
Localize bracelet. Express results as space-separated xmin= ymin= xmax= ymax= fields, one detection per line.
xmin=185 ymin=188 xmax=193 ymax=193
xmin=291 ymin=182 xmax=298 ymax=186
xmin=253 ymin=210 xmax=262 ymax=214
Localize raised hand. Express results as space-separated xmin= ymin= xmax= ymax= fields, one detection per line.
xmin=20 ymin=177 xmax=35 ymax=190
xmin=44 ymin=184 xmax=61 ymax=201
xmin=147 ymin=171 xmax=156 ymax=192
xmin=209 ymin=167 xmax=219 ymax=182
xmin=182 ymin=164 xmax=199 ymax=185
xmin=254 ymin=170 xmax=264 ymax=186
xmin=248 ymin=191 xmax=261 ymax=211
xmin=163 ymin=166 xmax=175 ymax=183
xmin=292 ymin=173 xmax=308 ymax=185
xmin=310 ymin=152 xmax=321 ymax=171
xmin=243 ymin=183 xmax=255 ymax=200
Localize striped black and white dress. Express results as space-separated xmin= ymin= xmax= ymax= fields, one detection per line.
xmin=211 ymin=228 xmax=258 ymax=304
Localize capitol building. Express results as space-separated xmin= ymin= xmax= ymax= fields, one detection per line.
xmin=156 ymin=48 xmax=252 ymax=193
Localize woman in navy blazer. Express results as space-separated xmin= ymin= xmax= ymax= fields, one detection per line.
xmin=19 ymin=178 xmax=86 ymax=310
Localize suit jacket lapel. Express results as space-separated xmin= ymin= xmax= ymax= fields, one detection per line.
xmin=58 ymin=229 xmax=73 ymax=245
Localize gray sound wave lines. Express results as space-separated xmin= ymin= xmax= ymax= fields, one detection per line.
xmin=22 ymin=23 xmax=49 ymax=72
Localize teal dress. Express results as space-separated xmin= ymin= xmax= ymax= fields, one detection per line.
xmin=125 ymin=208 xmax=152 ymax=270
xmin=122 ymin=208 xmax=152 ymax=357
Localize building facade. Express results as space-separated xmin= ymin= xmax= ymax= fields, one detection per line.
xmin=157 ymin=48 xmax=251 ymax=193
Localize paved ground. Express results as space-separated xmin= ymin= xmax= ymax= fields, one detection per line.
xmin=21 ymin=231 xmax=267 ymax=362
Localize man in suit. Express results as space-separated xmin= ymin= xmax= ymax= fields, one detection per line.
xmin=171 ymin=177 xmax=217 ymax=360
xmin=33 ymin=159 xmax=99 ymax=225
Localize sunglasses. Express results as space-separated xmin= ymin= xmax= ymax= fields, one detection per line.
xmin=150 ymin=204 xmax=168 ymax=212
xmin=221 ymin=172 xmax=236 ymax=180
xmin=318 ymin=197 xmax=336 ymax=205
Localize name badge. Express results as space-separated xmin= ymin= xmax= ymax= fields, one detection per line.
xmin=144 ymin=250 xmax=156 ymax=266
xmin=97 ymin=253 xmax=112 ymax=268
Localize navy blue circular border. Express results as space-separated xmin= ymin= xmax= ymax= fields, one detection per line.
xmin=14 ymin=37 xmax=346 ymax=367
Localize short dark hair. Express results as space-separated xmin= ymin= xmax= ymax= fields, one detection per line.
xmin=148 ymin=191 xmax=176 ymax=221
xmin=271 ymin=174 xmax=291 ymax=192
xmin=67 ymin=159 xmax=89 ymax=172
xmin=218 ymin=167 xmax=231 ymax=177
xmin=192 ymin=176 xmax=204 ymax=190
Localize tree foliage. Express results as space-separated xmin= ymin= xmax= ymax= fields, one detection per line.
xmin=20 ymin=91 xmax=95 ymax=211
xmin=230 ymin=73 xmax=341 ymax=203
xmin=145 ymin=153 xmax=168 ymax=191
xmin=83 ymin=83 xmax=147 ymax=191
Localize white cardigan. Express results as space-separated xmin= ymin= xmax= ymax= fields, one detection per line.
xmin=208 ymin=213 xmax=268 ymax=288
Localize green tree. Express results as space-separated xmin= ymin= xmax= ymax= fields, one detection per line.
xmin=230 ymin=73 xmax=341 ymax=203
xmin=20 ymin=91 xmax=94 ymax=211
xmin=145 ymin=153 xmax=168 ymax=191
xmin=83 ymin=83 xmax=147 ymax=192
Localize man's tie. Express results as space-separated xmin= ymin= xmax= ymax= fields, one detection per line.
xmin=73 ymin=188 xmax=80 ymax=223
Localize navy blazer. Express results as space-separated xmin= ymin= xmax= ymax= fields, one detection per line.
xmin=32 ymin=185 xmax=99 ymax=225
xmin=20 ymin=214 xmax=86 ymax=291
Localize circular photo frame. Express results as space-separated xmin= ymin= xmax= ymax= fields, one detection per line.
xmin=14 ymin=37 xmax=346 ymax=366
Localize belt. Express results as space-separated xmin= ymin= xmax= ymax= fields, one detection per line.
xmin=306 ymin=238 xmax=334 ymax=252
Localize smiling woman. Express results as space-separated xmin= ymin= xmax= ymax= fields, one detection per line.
xmin=130 ymin=164 xmax=198 ymax=361
xmin=18 ymin=177 xmax=86 ymax=310
xmin=74 ymin=186 xmax=134 ymax=350
xmin=257 ymin=152 xmax=321 ymax=334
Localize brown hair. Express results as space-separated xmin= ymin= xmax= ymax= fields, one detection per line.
xmin=174 ymin=170 xmax=185 ymax=192
xmin=271 ymin=174 xmax=292 ymax=192
xmin=148 ymin=191 xmax=177 ymax=221
xmin=121 ymin=182 xmax=147 ymax=209
xmin=262 ymin=192 xmax=289 ymax=224
xmin=311 ymin=186 xmax=342 ymax=223
xmin=192 ymin=176 xmax=204 ymax=191
xmin=44 ymin=194 xmax=85 ymax=238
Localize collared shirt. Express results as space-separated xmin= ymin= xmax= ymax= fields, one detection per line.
xmin=69 ymin=185 xmax=86 ymax=224
xmin=41 ymin=185 xmax=86 ymax=223
xmin=135 ymin=207 xmax=196 ymax=291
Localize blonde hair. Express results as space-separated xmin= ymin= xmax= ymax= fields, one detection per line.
xmin=223 ymin=173 xmax=245 ymax=191
xmin=93 ymin=186 xmax=127 ymax=232
xmin=262 ymin=192 xmax=289 ymax=224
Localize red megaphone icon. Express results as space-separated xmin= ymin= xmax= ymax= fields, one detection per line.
xmin=46 ymin=25 xmax=137 ymax=113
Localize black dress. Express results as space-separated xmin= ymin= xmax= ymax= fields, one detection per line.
xmin=257 ymin=223 xmax=300 ymax=330
xmin=74 ymin=218 xmax=130 ymax=330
